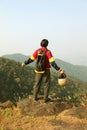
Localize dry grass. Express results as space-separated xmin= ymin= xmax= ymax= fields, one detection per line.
xmin=0 ymin=98 xmax=87 ymax=130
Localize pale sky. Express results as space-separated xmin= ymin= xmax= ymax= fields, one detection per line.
xmin=0 ymin=0 xmax=87 ymax=65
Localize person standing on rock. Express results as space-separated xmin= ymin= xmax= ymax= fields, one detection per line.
xmin=22 ymin=39 xmax=64 ymax=103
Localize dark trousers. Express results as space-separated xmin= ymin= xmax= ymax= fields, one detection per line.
xmin=33 ymin=69 xmax=50 ymax=100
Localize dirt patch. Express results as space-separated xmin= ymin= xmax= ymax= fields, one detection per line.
xmin=17 ymin=96 xmax=72 ymax=116
xmin=63 ymin=105 xmax=87 ymax=119
xmin=0 ymin=97 xmax=87 ymax=130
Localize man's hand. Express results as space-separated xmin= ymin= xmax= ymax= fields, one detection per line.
xmin=58 ymin=69 xmax=64 ymax=74
xmin=21 ymin=63 xmax=26 ymax=67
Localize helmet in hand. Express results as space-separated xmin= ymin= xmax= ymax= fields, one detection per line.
xmin=58 ymin=73 xmax=67 ymax=86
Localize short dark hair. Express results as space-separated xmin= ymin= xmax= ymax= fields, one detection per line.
xmin=40 ymin=39 xmax=49 ymax=47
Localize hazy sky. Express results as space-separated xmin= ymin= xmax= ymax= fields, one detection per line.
xmin=0 ymin=0 xmax=87 ymax=65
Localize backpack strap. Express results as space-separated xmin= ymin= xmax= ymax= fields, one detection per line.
xmin=38 ymin=48 xmax=47 ymax=56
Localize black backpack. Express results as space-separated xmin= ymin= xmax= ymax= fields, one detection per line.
xmin=35 ymin=49 xmax=47 ymax=72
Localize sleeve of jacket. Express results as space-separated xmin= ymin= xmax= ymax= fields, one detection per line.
xmin=47 ymin=50 xmax=61 ymax=71
xmin=24 ymin=49 xmax=38 ymax=65
xmin=24 ymin=58 xmax=33 ymax=65
xmin=50 ymin=61 xmax=61 ymax=71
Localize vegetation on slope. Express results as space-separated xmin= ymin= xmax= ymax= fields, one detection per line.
xmin=0 ymin=58 xmax=34 ymax=103
xmin=0 ymin=57 xmax=87 ymax=105
xmin=2 ymin=53 xmax=87 ymax=82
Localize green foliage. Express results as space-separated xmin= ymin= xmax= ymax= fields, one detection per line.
xmin=0 ymin=58 xmax=34 ymax=103
xmin=0 ymin=57 xmax=87 ymax=105
xmin=50 ymin=72 xmax=87 ymax=104
xmin=5 ymin=109 xmax=12 ymax=117
xmin=57 ymin=85 xmax=81 ymax=103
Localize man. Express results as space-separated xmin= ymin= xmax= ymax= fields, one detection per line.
xmin=22 ymin=39 xmax=64 ymax=103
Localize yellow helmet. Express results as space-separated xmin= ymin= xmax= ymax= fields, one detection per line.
xmin=58 ymin=73 xmax=67 ymax=86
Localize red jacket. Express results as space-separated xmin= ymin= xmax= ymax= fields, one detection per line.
xmin=30 ymin=47 xmax=55 ymax=69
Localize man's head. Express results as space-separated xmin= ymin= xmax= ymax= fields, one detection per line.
xmin=40 ymin=39 xmax=49 ymax=47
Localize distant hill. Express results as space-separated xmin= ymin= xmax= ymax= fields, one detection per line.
xmin=2 ymin=53 xmax=87 ymax=82
xmin=2 ymin=53 xmax=29 ymax=62
xmin=55 ymin=59 xmax=87 ymax=82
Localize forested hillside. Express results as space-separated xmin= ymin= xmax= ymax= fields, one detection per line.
xmin=2 ymin=53 xmax=87 ymax=82
xmin=0 ymin=57 xmax=87 ymax=105
xmin=0 ymin=57 xmax=34 ymax=103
